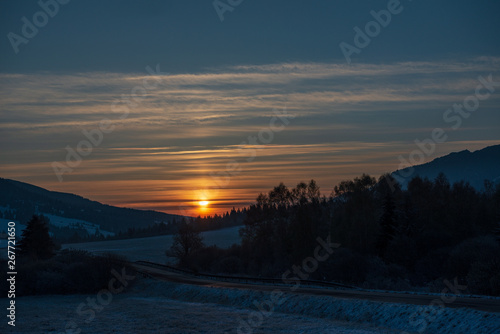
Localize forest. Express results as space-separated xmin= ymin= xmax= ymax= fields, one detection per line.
xmin=175 ymin=174 xmax=500 ymax=296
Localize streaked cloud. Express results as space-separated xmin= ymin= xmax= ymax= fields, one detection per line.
xmin=1 ymin=58 xmax=499 ymax=215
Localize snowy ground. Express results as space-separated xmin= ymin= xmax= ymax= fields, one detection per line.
xmin=3 ymin=278 xmax=499 ymax=334
xmin=62 ymin=226 xmax=242 ymax=263
xmin=42 ymin=213 xmax=115 ymax=237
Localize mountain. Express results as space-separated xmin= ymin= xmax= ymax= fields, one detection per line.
xmin=0 ymin=178 xmax=183 ymax=233
xmin=391 ymin=144 xmax=500 ymax=190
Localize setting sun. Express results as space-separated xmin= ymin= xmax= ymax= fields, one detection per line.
xmin=198 ymin=200 xmax=209 ymax=207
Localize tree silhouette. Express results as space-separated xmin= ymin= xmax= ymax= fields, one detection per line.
xmin=268 ymin=182 xmax=292 ymax=207
xmin=377 ymin=193 xmax=397 ymax=256
xmin=168 ymin=220 xmax=204 ymax=262
xmin=18 ymin=215 xmax=55 ymax=261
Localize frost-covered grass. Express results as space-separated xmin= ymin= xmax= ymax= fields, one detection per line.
xmin=6 ymin=277 xmax=499 ymax=334
xmin=138 ymin=279 xmax=500 ymax=334
xmin=7 ymin=281 xmax=396 ymax=334
xmin=62 ymin=226 xmax=241 ymax=263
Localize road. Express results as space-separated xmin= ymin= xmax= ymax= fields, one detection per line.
xmin=132 ymin=262 xmax=500 ymax=313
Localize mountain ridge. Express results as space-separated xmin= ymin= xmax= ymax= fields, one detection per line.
xmin=0 ymin=177 xmax=183 ymax=233
xmin=391 ymin=144 xmax=500 ymax=189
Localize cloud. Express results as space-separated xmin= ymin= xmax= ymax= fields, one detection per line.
xmin=1 ymin=58 xmax=499 ymax=215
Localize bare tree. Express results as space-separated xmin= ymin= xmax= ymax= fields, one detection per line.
xmin=167 ymin=220 xmax=204 ymax=263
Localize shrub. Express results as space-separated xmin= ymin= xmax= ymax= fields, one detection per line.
xmin=413 ymin=247 xmax=451 ymax=284
xmin=363 ymin=257 xmax=411 ymax=290
xmin=385 ymin=235 xmax=418 ymax=270
xmin=214 ymin=256 xmax=244 ymax=274
xmin=467 ymin=257 xmax=500 ymax=296
xmin=13 ymin=250 xmax=134 ymax=296
xmin=445 ymin=236 xmax=500 ymax=279
xmin=320 ymin=248 xmax=369 ymax=284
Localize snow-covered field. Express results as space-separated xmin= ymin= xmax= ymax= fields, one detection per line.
xmin=42 ymin=213 xmax=115 ymax=237
xmin=5 ymin=278 xmax=499 ymax=334
xmin=62 ymin=226 xmax=242 ymax=263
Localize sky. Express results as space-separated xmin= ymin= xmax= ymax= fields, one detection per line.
xmin=0 ymin=0 xmax=499 ymax=216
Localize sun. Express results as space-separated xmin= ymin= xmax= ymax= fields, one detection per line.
xmin=198 ymin=200 xmax=209 ymax=207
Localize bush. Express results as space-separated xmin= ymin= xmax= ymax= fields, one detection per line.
xmin=413 ymin=247 xmax=451 ymax=284
xmin=183 ymin=246 xmax=225 ymax=272
xmin=181 ymin=244 xmax=247 ymax=275
xmin=363 ymin=257 xmax=411 ymax=290
xmin=12 ymin=250 xmax=134 ymax=296
xmin=445 ymin=236 xmax=500 ymax=279
xmin=214 ymin=256 xmax=244 ymax=274
xmin=320 ymin=248 xmax=369 ymax=284
xmin=385 ymin=235 xmax=418 ymax=270
xmin=467 ymin=257 xmax=500 ymax=296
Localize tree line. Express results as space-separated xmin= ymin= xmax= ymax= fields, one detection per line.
xmin=172 ymin=174 xmax=500 ymax=295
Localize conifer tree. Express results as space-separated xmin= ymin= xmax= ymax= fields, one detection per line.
xmin=18 ymin=215 xmax=55 ymax=261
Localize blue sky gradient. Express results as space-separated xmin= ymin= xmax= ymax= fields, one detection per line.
xmin=1 ymin=0 xmax=499 ymax=73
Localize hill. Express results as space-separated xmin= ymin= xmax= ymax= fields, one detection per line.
xmin=391 ymin=144 xmax=500 ymax=189
xmin=0 ymin=177 xmax=183 ymax=233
